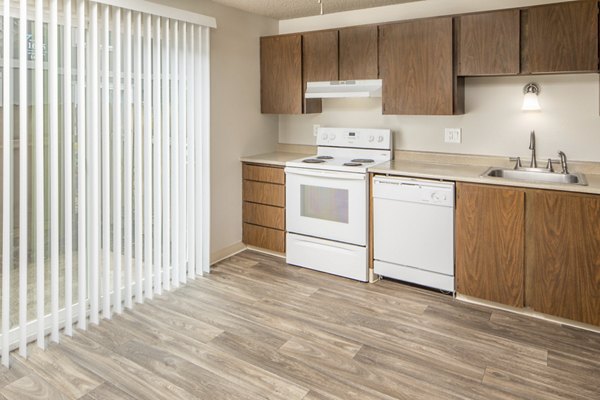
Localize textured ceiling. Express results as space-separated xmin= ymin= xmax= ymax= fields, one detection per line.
xmin=209 ymin=0 xmax=421 ymax=20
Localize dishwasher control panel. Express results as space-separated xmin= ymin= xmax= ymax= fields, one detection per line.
xmin=373 ymin=177 xmax=454 ymax=208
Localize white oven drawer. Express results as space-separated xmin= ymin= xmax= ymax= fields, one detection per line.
xmin=287 ymin=233 xmax=368 ymax=282
xmin=285 ymin=167 xmax=367 ymax=246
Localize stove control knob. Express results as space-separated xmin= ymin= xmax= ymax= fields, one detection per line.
xmin=377 ymin=136 xmax=384 ymax=143
xmin=368 ymin=135 xmax=374 ymax=142
xmin=321 ymin=133 xmax=328 ymax=141
xmin=330 ymin=134 xmax=336 ymax=140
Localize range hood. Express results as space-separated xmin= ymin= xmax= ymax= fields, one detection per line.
xmin=305 ymin=79 xmax=382 ymax=99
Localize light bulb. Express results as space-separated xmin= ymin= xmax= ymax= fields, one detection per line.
xmin=522 ymin=92 xmax=541 ymax=111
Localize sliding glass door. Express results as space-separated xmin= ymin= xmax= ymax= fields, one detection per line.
xmin=0 ymin=0 xmax=213 ymax=367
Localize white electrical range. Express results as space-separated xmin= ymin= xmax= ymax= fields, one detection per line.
xmin=285 ymin=127 xmax=392 ymax=282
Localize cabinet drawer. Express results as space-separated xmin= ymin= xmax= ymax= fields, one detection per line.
xmin=243 ymin=202 xmax=285 ymax=230
xmin=243 ymin=223 xmax=285 ymax=253
xmin=243 ymin=164 xmax=285 ymax=184
xmin=243 ymin=180 xmax=285 ymax=207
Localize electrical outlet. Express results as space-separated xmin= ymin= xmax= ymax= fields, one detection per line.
xmin=444 ymin=128 xmax=461 ymax=144
xmin=313 ymin=124 xmax=320 ymax=137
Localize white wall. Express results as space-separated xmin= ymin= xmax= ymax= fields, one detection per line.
xmin=279 ymin=0 xmax=600 ymax=163
xmin=149 ymin=0 xmax=279 ymax=256
xmin=280 ymin=74 xmax=600 ymax=162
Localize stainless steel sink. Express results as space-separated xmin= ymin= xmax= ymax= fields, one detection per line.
xmin=482 ymin=167 xmax=588 ymax=186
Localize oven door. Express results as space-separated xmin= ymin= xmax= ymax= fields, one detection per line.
xmin=285 ymin=167 xmax=367 ymax=246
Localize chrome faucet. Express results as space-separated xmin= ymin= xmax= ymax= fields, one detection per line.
xmin=558 ymin=151 xmax=569 ymax=174
xmin=528 ymin=131 xmax=537 ymax=168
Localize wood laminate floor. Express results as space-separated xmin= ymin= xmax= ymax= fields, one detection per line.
xmin=0 ymin=250 xmax=599 ymax=399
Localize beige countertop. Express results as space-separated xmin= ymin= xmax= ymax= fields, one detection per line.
xmin=241 ymin=149 xmax=600 ymax=195
xmin=369 ymin=160 xmax=600 ymax=195
xmin=240 ymin=151 xmax=305 ymax=167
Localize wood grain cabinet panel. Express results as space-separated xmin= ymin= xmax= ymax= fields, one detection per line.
xmin=457 ymin=10 xmax=520 ymax=76
xmin=339 ymin=25 xmax=378 ymax=80
xmin=455 ymin=183 xmax=525 ymax=308
xmin=243 ymin=180 xmax=285 ymax=208
xmin=242 ymin=164 xmax=285 ymax=185
xmin=379 ymin=17 xmax=463 ymax=115
xmin=525 ymin=0 xmax=599 ymax=73
xmin=243 ymin=202 xmax=285 ymax=231
xmin=242 ymin=163 xmax=286 ymax=253
xmin=302 ymin=30 xmax=338 ymax=114
xmin=243 ymin=223 xmax=285 ymax=253
xmin=260 ymin=35 xmax=303 ymax=114
xmin=303 ymin=30 xmax=338 ymax=83
xmin=525 ymin=190 xmax=600 ymax=326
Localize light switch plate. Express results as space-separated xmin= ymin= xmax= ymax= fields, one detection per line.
xmin=444 ymin=128 xmax=461 ymax=144
xmin=313 ymin=124 xmax=320 ymax=137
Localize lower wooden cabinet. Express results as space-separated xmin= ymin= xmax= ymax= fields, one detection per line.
xmin=242 ymin=223 xmax=285 ymax=254
xmin=457 ymin=182 xmax=600 ymax=327
xmin=525 ymin=190 xmax=600 ymax=326
xmin=455 ymin=183 xmax=525 ymax=308
xmin=243 ymin=202 xmax=284 ymax=230
xmin=242 ymin=180 xmax=285 ymax=207
xmin=242 ymin=163 xmax=286 ymax=253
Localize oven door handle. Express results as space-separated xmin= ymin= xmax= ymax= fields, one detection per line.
xmin=285 ymin=167 xmax=366 ymax=181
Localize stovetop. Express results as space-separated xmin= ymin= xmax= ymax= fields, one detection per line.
xmin=286 ymin=154 xmax=385 ymax=173
xmin=286 ymin=127 xmax=393 ymax=173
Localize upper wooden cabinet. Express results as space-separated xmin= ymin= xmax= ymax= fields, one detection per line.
xmin=525 ymin=190 xmax=600 ymax=327
xmin=303 ymin=30 xmax=339 ymax=83
xmin=524 ymin=0 xmax=599 ymax=74
xmin=379 ymin=17 xmax=463 ymax=115
xmin=260 ymin=35 xmax=303 ymax=114
xmin=456 ymin=10 xmax=520 ymax=76
xmin=302 ymin=30 xmax=338 ymax=114
xmin=339 ymin=26 xmax=378 ymax=80
xmin=260 ymin=1 xmax=599 ymax=114
xmin=455 ymin=183 xmax=525 ymax=308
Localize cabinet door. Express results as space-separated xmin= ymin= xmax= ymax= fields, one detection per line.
xmin=243 ymin=223 xmax=285 ymax=253
xmin=242 ymin=181 xmax=285 ymax=207
xmin=260 ymin=35 xmax=303 ymax=114
xmin=525 ymin=0 xmax=599 ymax=73
xmin=379 ymin=17 xmax=463 ymax=115
xmin=339 ymin=25 xmax=378 ymax=80
xmin=303 ymin=30 xmax=338 ymax=83
xmin=302 ymin=30 xmax=338 ymax=114
xmin=456 ymin=183 xmax=525 ymax=307
xmin=242 ymin=164 xmax=285 ymax=185
xmin=457 ymin=10 xmax=520 ymax=76
xmin=526 ymin=190 xmax=600 ymax=326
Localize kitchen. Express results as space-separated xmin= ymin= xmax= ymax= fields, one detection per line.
xmin=244 ymin=0 xmax=600 ymax=320
xmin=238 ymin=0 xmax=600 ymax=398
xmin=0 ymin=0 xmax=598 ymax=398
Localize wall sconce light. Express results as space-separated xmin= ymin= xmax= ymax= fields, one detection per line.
xmin=522 ymin=82 xmax=541 ymax=111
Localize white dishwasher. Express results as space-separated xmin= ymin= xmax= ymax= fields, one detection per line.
xmin=373 ymin=176 xmax=455 ymax=292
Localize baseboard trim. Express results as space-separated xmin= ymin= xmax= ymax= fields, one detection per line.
xmin=210 ymin=242 xmax=247 ymax=265
xmin=456 ymin=294 xmax=600 ymax=334
xmin=246 ymin=245 xmax=286 ymax=259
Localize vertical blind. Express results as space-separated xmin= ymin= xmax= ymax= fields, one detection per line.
xmin=0 ymin=0 xmax=214 ymax=367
